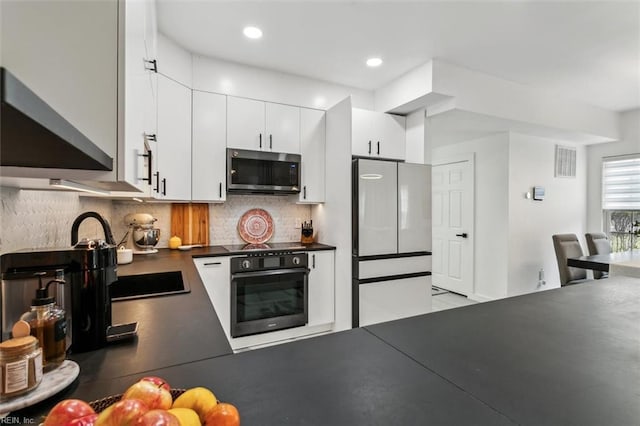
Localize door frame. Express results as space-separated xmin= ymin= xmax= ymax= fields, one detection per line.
xmin=431 ymin=152 xmax=475 ymax=297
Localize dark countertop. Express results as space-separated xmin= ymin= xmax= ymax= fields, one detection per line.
xmin=367 ymin=276 xmax=640 ymax=426
xmin=70 ymin=249 xmax=233 ymax=383
xmin=14 ymin=249 xmax=639 ymax=425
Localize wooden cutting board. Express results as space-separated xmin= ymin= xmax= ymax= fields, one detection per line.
xmin=170 ymin=203 xmax=210 ymax=246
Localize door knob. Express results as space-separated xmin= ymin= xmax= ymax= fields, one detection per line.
xmin=455 ymin=233 xmax=468 ymax=238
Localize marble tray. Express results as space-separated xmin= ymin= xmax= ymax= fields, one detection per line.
xmin=0 ymin=360 xmax=79 ymax=416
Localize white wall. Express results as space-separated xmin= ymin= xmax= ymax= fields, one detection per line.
xmin=192 ymin=55 xmax=373 ymax=110
xmin=405 ymin=110 xmax=426 ymax=164
xmin=432 ymin=60 xmax=620 ymax=143
xmin=507 ymin=133 xmax=587 ymax=295
xmin=586 ymin=108 xmax=640 ymax=231
xmin=432 ymin=133 xmax=510 ymax=300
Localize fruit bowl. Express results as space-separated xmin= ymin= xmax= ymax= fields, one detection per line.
xmin=89 ymin=389 xmax=186 ymax=413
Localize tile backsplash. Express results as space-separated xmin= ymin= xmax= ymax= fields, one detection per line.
xmin=1 ymin=187 xmax=311 ymax=254
xmin=0 ymin=187 xmax=113 ymax=254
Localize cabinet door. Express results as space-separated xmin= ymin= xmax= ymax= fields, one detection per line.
xmin=352 ymin=108 xmax=406 ymax=160
xmin=398 ymin=163 xmax=431 ymax=252
xmin=143 ymin=0 xmax=157 ymax=61
xmin=227 ymin=96 xmax=265 ymax=151
xmin=357 ymin=159 xmax=398 ymax=256
xmin=192 ymin=91 xmax=227 ymax=202
xmin=193 ymin=257 xmax=231 ymax=338
xmin=359 ymin=276 xmax=431 ymax=327
xmin=299 ymin=108 xmax=325 ymax=203
xmin=156 ymin=75 xmax=191 ymax=200
xmin=307 ymin=251 xmax=335 ymax=327
xmin=378 ymin=114 xmax=406 ymax=160
xmin=265 ymin=103 xmax=300 ymax=153
xmin=352 ymin=108 xmax=376 ymax=157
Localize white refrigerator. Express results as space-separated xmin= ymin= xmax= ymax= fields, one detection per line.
xmin=352 ymin=159 xmax=432 ymax=327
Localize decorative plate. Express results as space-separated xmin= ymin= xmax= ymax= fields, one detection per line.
xmin=238 ymin=209 xmax=274 ymax=244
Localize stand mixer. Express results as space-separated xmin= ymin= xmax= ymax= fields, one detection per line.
xmin=123 ymin=213 xmax=161 ymax=254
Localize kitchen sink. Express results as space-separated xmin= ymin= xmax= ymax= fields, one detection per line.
xmin=111 ymin=271 xmax=190 ymax=301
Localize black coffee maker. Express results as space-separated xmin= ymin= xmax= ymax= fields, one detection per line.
xmin=0 ymin=212 xmax=117 ymax=353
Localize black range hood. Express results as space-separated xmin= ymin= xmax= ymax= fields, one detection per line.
xmin=1 ymin=67 xmax=113 ymax=171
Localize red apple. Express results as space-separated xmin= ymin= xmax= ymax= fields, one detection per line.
xmin=44 ymin=399 xmax=96 ymax=426
xmin=140 ymin=376 xmax=171 ymax=391
xmin=95 ymin=399 xmax=149 ymax=426
xmin=134 ymin=410 xmax=180 ymax=426
xmin=204 ymin=402 xmax=240 ymax=426
xmin=123 ymin=380 xmax=173 ymax=410
xmin=65 ymin=413 xmax=98 ymax=426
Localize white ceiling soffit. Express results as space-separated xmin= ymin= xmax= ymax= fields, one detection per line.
xmin=157 ymin=1 xmax=640 ymax=112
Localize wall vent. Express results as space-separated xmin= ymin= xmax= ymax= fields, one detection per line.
xmin=555 ymin=145 xmax=577 ymax=178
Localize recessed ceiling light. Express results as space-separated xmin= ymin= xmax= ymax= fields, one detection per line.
xmin=243 ymin=26 xmax=263 ymax=39
xmin=366 ymin=57 xmax=383 ymax=67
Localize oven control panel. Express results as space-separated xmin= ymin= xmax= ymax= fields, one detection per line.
xmin=231 ymin=252 xmax=308 ymax=273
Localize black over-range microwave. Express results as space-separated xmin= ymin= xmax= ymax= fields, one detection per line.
xmin=227 ymin=148 xmax=301 ymax=194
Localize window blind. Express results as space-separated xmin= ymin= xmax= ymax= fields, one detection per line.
xmin=602 ymin=155 xmax=640 ymax=210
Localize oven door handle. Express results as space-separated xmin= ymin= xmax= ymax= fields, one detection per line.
xmin=231 ymin=268 xmax=309 ymax=279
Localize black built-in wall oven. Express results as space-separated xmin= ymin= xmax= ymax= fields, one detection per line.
xmin=230 ymin=251 xmax=308 ymax=337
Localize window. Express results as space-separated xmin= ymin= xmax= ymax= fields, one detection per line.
xmin=602 ymin=155 xmax=640 ymax=252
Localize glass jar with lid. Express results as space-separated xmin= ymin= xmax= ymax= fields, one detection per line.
xmin=0 ymin=336 xmax=43 ymax=399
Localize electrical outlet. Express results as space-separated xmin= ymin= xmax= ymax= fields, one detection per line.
xmin=537 ymin=268 xmax=546 ymax=287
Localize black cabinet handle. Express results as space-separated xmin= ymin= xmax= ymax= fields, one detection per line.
xmin=455 ymin=233 xmax=468 ymax=238
xmin=312 ymin=254 xmax=316 ymax=269
xmin=303 ymin=186 xmax=307 ymax=199
xmin=144 ymin=59 xmax=158 ymax=73
xmin=162 ymin=178 xmax=166 ymax=196
xmin=203 ymin=262 xmax=222 ymax=266
xmin=138 ymin=149 xmax=152 ymax=184
xmin=259 ymin=133 xmax=262 ymax=148
xmin=219 ymin=182 xmax=222 ymax=198
xmin=153 ymin=172 xmax=160 ymax=193
xmin=377 ymin=141 xmax=380 ymax=155
xmin=145 ymin=133 xmax=157 ymax=142
xmin=368 ymin=141 xmax=372 ymax=154
xmin=269 ymin=134 xmax=272 ymax=149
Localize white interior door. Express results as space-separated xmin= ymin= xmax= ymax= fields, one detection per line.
xmin=431 ymin=159 xmax=474 ymax=295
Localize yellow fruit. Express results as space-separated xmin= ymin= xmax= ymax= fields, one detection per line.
xmin=168 ymin=408 xmax=200 ymax=426
xmin=172 ymin=387 xmax=217 ymax=423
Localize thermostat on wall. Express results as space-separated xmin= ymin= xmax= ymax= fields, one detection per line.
xmin=533 ymin=186 xmax=545 ymax=201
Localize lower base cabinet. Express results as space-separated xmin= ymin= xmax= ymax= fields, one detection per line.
xmin=307 ymin=250 xmax=335 ymax=327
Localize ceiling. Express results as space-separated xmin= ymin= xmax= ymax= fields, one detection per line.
xmin=157 ymin=1 xmax=640 ymax=112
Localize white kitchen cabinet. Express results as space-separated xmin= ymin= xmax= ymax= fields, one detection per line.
xmin=0 ymin=0 xmax=158 ymax=191
xmin=193 ymin=257 xmax=231 ymax=335
xmin=227 ymin=96 xmax=301 ymax=154
xmin=359 ymin=276 xmax=431 ymax=327
xmin=122 ymin=0 xmax=157 ymax=195
xmin=307 ymin=251 xmax=335 ymax=327
xmin=352 ymin=108 xmax=406 ymax=160
xmin=227 ymin=96 xmax=265 ymax=151
xmin=265 ymin=103 xmax=300 ymax=154
xmin=192 ymin=90 xmax=227 ymax=202
xmin=299 ymin=108 xmax=326 ymax=203
xmin=155 ymin=74 xmax=191 ymax=200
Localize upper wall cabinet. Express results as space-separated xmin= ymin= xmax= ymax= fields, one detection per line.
xmin=227 ymin=96 xmax=301 ymax=154
xmin=352 ymin=108 xmax=406 ymax=160
xmin=0 ymin=0 xmax=158 ymax=191
xmin=192 ymin=90 xmax=227 ymax=202
xmin=155 ymin=74 xmax=191 ymax=200
xmin=299 ymin=108 xmax=326 ymax=203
